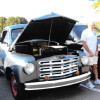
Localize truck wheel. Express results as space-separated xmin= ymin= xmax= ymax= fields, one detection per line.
xmin=10 ymin=72 xmax=24 ymax=100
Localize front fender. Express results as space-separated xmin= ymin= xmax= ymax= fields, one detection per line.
xmin=4 ymin=52 xmax=38 ymax=83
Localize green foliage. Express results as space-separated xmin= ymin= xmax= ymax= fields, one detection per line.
xmin=0 ymin=16 xmax=28 ymax=35
xmin=91 ymin=1 xmax=100 ymax=13
xmin=0 ymin=16 xmax=6 ymax=34
xmin=92 ymin=1 xmax=100 ymax=8
xmin=5 ymin=16 xmax=28 ymax=26
xmin=5 ymin=17 xmax=16 ymax=26
xmin=19 ymin=17 xmax=28 ymax=24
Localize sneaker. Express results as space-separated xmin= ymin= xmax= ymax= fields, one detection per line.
xmin=86 ymin=82 xmax=95 ymax=88
xmin=94 ymin=79 xmax=100 ymax=85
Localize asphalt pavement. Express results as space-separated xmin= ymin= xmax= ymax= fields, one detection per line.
xmin=0 ymin=71 xmax=100 ymax=100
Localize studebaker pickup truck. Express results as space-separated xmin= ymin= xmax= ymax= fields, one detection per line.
xmin=0 ymin=13 xmax=91 ymax=100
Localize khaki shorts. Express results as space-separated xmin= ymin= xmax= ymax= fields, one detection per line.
xmin=85 ymin=53 xmax=98 ymax=65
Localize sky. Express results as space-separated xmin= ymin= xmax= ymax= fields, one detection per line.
xmin=0 ymin=0 xmax=99 ymax=23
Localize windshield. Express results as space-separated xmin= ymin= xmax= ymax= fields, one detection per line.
xmin=11 ymin=28 xmax=24 ymax=41
xmin=73 ymin=25 xmax=87 ymax=38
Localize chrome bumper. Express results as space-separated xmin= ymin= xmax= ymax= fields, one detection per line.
xmin=25 ymin=72 xmax=91 ymax=90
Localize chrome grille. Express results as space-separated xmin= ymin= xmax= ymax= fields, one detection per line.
xmin=38 ymin=56 xmax=79 ymax=81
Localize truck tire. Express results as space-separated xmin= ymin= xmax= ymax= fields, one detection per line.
xmin=10 ymin=72 xmax=25 ymax=100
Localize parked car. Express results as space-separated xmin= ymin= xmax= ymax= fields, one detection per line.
xmin=69 ymin=24 xmax=87 ymax=42
xmin=0 ymin=13 xmax=91 ymax=100
xmin=67 ymin=24 xmax=100 ymax=79
xmin=65 ymin=24 xmax=87 ymax=50
xmin=68 ymin=24 xmax=100 ymax=50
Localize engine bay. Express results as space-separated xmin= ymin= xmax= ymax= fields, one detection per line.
xmin=15 ymin=40 xmax=68 ymax=60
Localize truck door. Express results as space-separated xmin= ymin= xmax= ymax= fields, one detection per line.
xmin=0 ymin=30 xmax=9 ymax=68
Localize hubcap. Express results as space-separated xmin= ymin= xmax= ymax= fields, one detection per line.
xmin=11 ymin=76 xmax=17 ymax=96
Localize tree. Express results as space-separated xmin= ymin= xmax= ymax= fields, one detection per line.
xmin=0 ymin=17 xmax=6 ymax=34
xmin=19 ymin=17 xmax=28 ymax=24
xmin=5 ymin=16 xmax=28 ymax=26
xmin=0 ymin=16 xmax=28 ymax=35
xmin=91 ymin=1 xmax=100 ymax=13
xmin=5 ymin=17 xmax=16 ymax=26
xmin=15 ymin=16 xmax=21 ymax=24
xmin=14 ymin=16 xmax=28 ymax=24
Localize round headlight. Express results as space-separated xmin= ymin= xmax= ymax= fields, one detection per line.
xmin=81 ymin=56 xmax=88 ymax=65
xmin=24 ymin=63 xmax=35 ymax=75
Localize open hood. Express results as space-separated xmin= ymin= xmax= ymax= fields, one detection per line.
xmin=10 ymin=13 xmax=77 ymax=51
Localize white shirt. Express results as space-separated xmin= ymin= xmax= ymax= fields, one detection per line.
xmin=81 ymin=29 xmax=97 ymax=54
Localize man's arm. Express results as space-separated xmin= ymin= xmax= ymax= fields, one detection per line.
xmin=96 ymin=43 xmax=98 ymax=51
xmin=82 ymin=41 xmax=94 ymax=57
xmin=95 ymin=43 xmax=98 ymax=56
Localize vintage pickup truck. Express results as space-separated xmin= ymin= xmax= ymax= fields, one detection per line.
xmin=0 ymin=13 xmax=91 ymax=100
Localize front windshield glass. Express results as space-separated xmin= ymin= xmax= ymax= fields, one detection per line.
xmin=11 ymin=28 xmax=24 ymax=41
xmin=73 ymin=25 xmax=87 ymax=38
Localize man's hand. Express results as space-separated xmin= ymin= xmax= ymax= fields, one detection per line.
xmin=89 ymin=51 xmax=94 ymax=57
xmin=95 ymin=51 xmax=98 ymax=56
xmin=82 ymin=41 xmax=94 ymax=57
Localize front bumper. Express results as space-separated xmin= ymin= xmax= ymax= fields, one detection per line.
xmin=25 ymin=72 xmax=90 ymax=90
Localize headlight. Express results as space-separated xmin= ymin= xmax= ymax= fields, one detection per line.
xmin=81 ymin=56 xmax=88 ymax=65
xmin=24 ymin=63 xmax=35 ymax=75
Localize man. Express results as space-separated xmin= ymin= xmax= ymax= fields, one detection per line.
xmin=81 ymin=21 xmax=100 ymax=88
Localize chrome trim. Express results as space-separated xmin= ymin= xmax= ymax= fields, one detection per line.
xmin=40 ymin=70 xmax=77 ymax=77
xmin=39 ymin=59 xmax=78 ymax=65
xmin=39 ymin=56 xmax=79 ymax=80
xmin=40 ymin=62 xmax=78 ymax=71
xmin=25 ymin=72 xmax=91 ymax=90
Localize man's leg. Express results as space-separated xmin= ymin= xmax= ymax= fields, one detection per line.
xmin=86 ymin=57 xmax=95 ymax=88
xmin=87 ymin=79 xmax=90 ymax=82
xmin=87 ymin=66 xmax=91 ymax=82
xmin=93 ymin=64 xmax=98 ymax=80
xmin=86 ymin=65 xmax=95 ymax=88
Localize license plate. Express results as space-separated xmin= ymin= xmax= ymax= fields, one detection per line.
xmin=82 ymin=66 xmax=90 ymax=73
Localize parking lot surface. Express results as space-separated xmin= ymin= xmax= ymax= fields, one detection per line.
xmin=0 ymin=72 xmax=100 ymax=100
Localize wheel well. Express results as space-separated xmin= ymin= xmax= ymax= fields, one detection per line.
xmin=6 ymin=67 xmax=12 ymax=81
